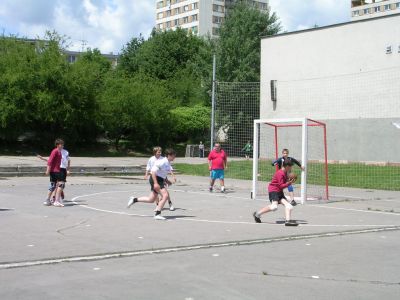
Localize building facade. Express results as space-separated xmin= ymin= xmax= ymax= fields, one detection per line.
xmin=260 ymin=14 xmax=400 ymax=162
xmin=155 ymin=0 xmax=269 ymax=37
xmin=351 ymin=0 xmax=400 ymax=20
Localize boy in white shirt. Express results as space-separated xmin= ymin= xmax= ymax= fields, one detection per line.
xmin=127 ymin=149 xmax=176 ymax=220
xmin=144 ymin=147 xmax=175 ymax=211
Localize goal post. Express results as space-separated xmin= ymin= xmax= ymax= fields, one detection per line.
xmin=252 ymin=118 xmax=328 ymax=203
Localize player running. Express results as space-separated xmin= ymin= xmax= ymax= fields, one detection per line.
xmin=272 ymin=148 xmax=304 ymax=206
xmin=127 ymin=149 xmax=176 ymax=220
xmin=144 ymin=146 xmax=175 ymax=211
xmin=253 ymin=159 xmax=297 ymax=226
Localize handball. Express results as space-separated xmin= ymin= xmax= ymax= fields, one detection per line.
xmin=288 ymin=173 xmax=297 ymax=182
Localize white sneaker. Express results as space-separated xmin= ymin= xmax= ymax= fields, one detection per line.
xmin=169 ymin=205 xmax=175 ymax=211
xmin=127 ymin=197 xmax=137 ymax=208
xmin=221 ymin=186 xmax=225 ymax=193
xmin=53 ymin=201 xmax=64 ymax=207
xmin=154 ymin=214 xmax=166 ymax=220
xmin=43 ymin=200 xmax=52 ymax=206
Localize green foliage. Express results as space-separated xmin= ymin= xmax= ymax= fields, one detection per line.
xmin=170 ymin=104 xmax=211 ymax=142
xmin=217 ymin=2 xmax=281 ymax=82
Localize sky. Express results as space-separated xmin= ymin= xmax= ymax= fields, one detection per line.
xmin=0 ymin=0 xmax=350 ymax=54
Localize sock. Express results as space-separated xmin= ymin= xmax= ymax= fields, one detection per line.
xmin=255 ymin=212 xmax=260 ymax=218
xmin=133 ymin=197 xmax=138 ymax=203
xmin=155 ymin=210 xmax=161 ymax=216
xmin=168 ymin=200 xmax=172 ymax=205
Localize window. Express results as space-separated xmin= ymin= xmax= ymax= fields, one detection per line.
xmin=375 ymin=6 xmax=380 ymax=12
xmin=175 ymin=7 xmax=180 ymax=14
xmin=184 ymin=5 xmax=189 ymax=12
xmin=397 ymin=3 xmax=400 ymax=9
xmin=364 ymin=8 xmax=369 ymax=14
xmin=352 ymin=10 xmax=360 ymax=16
xmin=384 ymin=4 xmax=390 ymax=10
xmin=158 ymin=12 xmax=163 ymax=19
xmin=192 ymin=14 xmax=198 ymax=21
xmin=166 ymin=21 xmax=171 ymax=28
xmin=212 ymin=27 xmax=220 ymax=35
xmin=192 ymin=2 xmax=198 ymax=10
xmin=174 ymin=19 xmax=179 ymax=26
xmin=157 ymin=1 xmax=163 ymax=9
xmin=213 ymin=16 xmax=223 ymax=24
xmin=68 ymin=55 xmax=76 ymax=63
xmin=213 ymin=4 xmax=224 ymax=13
xmin=191 ymin=26 xmax=198 ymax=34
xmin=166 ymin=10 xmax=171 ymax=17
xmin=183 ymin=16 xmax=189 ymax=23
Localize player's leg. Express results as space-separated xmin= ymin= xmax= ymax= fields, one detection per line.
xmin=128 ymin=191 xmax=157 ymax=208
xmin=217 ymin=170 xmax=225 ymax=192
xmin=280 ymin=198 xmax=297 ymax=226
xmin=54 ymin=180 xmax=65 ymax=207
xmin=209 ymin=172 xmax=216 ymax=192
xmin=154 ymin=188 xmax=169 ymax=220
xmin=44 ymin=181 xmax=56 ymax=206
xmin=253 ymin=196 xmax=279 ymax=223
xmin=287 ymin=184 xmax=297 ymax=206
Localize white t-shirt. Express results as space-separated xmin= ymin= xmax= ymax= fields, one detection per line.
xmin=146 ymin=155 xmax=163 ymax=172
xmin=151 ymin=157 xmax=173 ymax=179
xmin=60 ymin=149 xmax=70 ymax=169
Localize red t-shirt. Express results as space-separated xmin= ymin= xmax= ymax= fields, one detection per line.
xmin=48 ymin=148 xmax=62 ymax=173
xmin=208 ymin=149 xmax=227 ymax=170
xmin=268 ymin=169 xmax=290 ymax=193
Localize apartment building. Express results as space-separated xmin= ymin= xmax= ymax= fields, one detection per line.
xmin=155 ymin=0 xmax=269 ymax=37
xmin=351 ymin=0 xmax=400 ymax=20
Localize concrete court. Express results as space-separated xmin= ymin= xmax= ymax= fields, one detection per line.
xmin=0 ymin=175 xmax=399 ymax=300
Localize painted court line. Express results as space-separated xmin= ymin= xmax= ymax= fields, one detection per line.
xmin=309 ymin=204 xmax=400 ymax=216
xmin=71 ymin=191 xmax=400 ymax=228
xmin=1 ymin=226 xmax=399 ymax=270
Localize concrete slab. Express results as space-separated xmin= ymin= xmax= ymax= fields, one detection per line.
xmin=0 ymin=175 xmax=399 ymax=299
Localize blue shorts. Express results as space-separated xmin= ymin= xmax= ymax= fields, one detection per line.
xmin=211 ymin=169 xmax=224 ymax=180
xmin=287 ymin=184 xmax=294 ymax=192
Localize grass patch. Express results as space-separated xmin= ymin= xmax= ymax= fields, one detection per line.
xmin=174 ymin=160 xmax=400 ymax=191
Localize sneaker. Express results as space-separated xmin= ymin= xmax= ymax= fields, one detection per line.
xmin=285 ymin=220 xmax=298 ymax=226
xmin=253 ymin=212 xmax=261 ymax=223
xmin=43 ymin=200 xmax=52 ymax=206
xmin=221 ymin=186 xmax=225 ymax=193
xmin=127 ymin=197 xmax=137 ymax=208
xmin=290 ymin=200 xmax=297 ymax=206
xmin=169 ymin=205 xmax=175 ymax=211
xmin=154 ymin=214 xmax=166 ymax=220
xmin=53 ymin=201 xmax=64 ymax=207
xmin=209 ymin=186 xmax=213 ymax=192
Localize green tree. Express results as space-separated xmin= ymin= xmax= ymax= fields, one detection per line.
xmin=170 ymin=104 xmax=211 ymax=143
xmin=99 ymin=72 xmax=176 ymax=150
xmin=0 ymin=36 xmax=38 ymax=142
xmin=217 ymin=2 xmax=281 ymax=82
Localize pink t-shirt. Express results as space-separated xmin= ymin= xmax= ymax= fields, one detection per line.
xmin=48 ymin=148 xmax=62 ymax=173
xmin=208 ymin=149 xmax=227 ymax=170
xmin=268 ymin=169 xmax=290 ymax=193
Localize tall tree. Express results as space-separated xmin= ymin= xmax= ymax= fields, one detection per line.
xmin=217 ymin=2 xmax=281 ymax=82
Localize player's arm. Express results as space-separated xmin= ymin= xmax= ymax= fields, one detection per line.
xmin=292 ymin=157 xmax=305 ymax=171
xmin=224 ymin=154 xmax=228 ymax=170
xmin=271 ymin=158 xmax=279 ymax=166
xmin=37 ymin=154 xmax=48 ymax=162
xmin=67 ymin=158 xmax=71 ymax=175
xmin=151 ymin=163 xmax=161 ymax=192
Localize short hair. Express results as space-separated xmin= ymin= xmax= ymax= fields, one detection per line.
xmin=153 ymin=146 xmax=162 ymax=155
xmin=165 ymin=148 xmax=176 ymax=156
xmin=282 ymin=148 xmax=289 ymax=153
xmin=282 ymin=158 xmax=293 ymax=167
xmin=55 ymin=138 xmax=64 ymax=146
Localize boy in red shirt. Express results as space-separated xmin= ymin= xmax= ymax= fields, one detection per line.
xmin=253 ymin=159 xmax=297 ymax=226
xmin=208 ymin=143 xmax=227 ymax=193
xmin=44 ymin=139 xmax=65 ymax=207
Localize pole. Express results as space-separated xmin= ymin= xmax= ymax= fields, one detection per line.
xmin=210 ymin=54 xmax=216 ymax=149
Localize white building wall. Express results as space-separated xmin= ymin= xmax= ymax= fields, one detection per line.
xmin=260 ymin=14 xmax=400 ymax=162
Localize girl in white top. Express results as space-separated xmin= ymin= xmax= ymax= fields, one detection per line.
xmin=128 ymin=148 xmax=176 ymax=219
xmin=144 ymin=147 xmax=175 ymax=211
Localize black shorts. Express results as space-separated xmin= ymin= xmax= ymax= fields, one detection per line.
xmin=269 ymin=191 xmax=286 ymax=203
xmin=149 ymin=176 xmax=165 ymax=192
xmin=59 ymin=168 xmax=67 ymax=182
xmin=49 ymin=172 xmax=63 ymax=183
